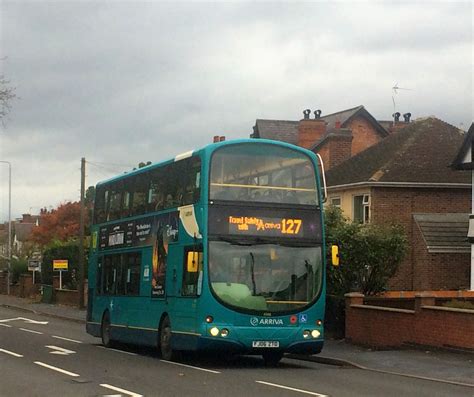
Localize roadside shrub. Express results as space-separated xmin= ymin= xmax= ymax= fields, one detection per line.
xmin=11 ymin=258 xmax=28 ymax=284
xmin=41 ymin=240 xmax=88 ymax=289
xmin=324 ymin=206 xmax=407 ymax=336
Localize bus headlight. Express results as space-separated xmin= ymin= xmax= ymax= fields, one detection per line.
xmin=311 ymin=330 xmax=321 ymax=339
xmin=303 ymin=330 xmax=311 ymax=338
xmin=210 ymin=327 xmax=220 ymax=337
xmin=220 ymin=328 xmax=229 ymax=337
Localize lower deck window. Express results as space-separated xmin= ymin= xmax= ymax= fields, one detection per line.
xmin=97 ymin=252 xmax=141 ymax=296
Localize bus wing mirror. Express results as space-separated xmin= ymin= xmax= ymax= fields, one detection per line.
xmin=331 ymin=245 xmax=340 ymax=267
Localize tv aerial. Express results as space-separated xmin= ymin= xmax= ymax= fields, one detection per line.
xmin=392 ymin=82 xmax=412 ymax=112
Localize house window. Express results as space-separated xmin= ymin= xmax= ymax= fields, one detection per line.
xmin=353 ymin=194 xmax=370 ymax=224
xmin=330 ymin=197 xmax=341 ymax=208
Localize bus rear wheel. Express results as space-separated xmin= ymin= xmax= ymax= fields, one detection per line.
xmin=159 ymin=316 xmax=176 ymax=361
xmin=262 ymin=351 xmax=284 ymax=367
xmin=101 ymin=311 xmax=114 ymax=348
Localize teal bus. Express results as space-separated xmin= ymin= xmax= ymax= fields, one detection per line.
xmin=86 ymin=139 xmax=328 ymax=365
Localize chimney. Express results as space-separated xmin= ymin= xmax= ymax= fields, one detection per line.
xmin=297 ymin=108 xmax=326 ymax=150
xmin=327 ymin=129 xmax=353 ymax=170
xmin=335 ymin=120 xmax=341 ymax=129
xmin=390 ymin=112 xmax=413 ymax=133
xmin=22 ymin=214 xmax=32 ymax=224
xmin=213 ymin=135 xmax=219 ymax=143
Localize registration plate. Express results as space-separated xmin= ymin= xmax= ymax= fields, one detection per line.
xmin=252 ymin=341 xmax=280 ymax=348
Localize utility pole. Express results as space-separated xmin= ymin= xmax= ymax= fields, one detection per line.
xmin=78 ymin=157 xmax=85 ymax=309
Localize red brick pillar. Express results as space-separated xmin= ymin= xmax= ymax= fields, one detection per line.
xmin=344 ymin=293 xmax=365 ymax=342
xmin=414 ymin=293 xmax=436 ymax=312
xmin=345 ymin=292 xmax=364 ymax=307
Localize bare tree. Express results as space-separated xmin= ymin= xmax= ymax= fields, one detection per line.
xmin=0 ymin=75 xmax=16 ymax=121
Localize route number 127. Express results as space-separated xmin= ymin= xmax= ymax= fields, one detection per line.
xmin=281 ymin=219 xmax=302 ymax=234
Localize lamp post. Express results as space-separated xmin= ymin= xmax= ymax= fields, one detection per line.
xmin=0 ymin=161 xmax=11 ymax=295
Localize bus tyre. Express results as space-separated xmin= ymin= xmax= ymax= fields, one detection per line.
xmin=159 ymin=316 xmax=176 ymax=361
xmin=101 ymin=311 xmax=114 ymax=348
xmin=262 ymin=351 xmax=284 ymax=367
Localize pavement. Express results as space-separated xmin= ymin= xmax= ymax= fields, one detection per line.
xmin=1 ymin=294 xmax=473 ymax=388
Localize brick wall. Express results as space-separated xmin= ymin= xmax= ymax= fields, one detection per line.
xmin=345 ymin=293 xmax=474 ymax=349
xmin=346 ymin=116 xmax=383 ymax=156
xmin=371 ymin=187 xmax=471 ymax=290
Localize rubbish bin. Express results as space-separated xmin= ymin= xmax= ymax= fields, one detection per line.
xmin=41 ymin=284 xmax=54 ymax=304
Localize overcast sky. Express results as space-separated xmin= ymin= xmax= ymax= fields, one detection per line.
xmin=0 ymin=1 xmax=472 ymax=221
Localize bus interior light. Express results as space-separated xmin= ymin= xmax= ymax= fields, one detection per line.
xmin=205 ymin=315 xmax=214 ymax=323
xmin=303 ymin=330 xmax=311 ymax=339
xmin=311 ymin=330 xmax=321 ymax=339
xmin=210 ymin=327 xmax=220 ymax=337
xmin=220 ymin=328 xmax=229 ymax=337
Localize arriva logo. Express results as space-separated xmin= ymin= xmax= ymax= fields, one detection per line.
xmin=250 ymin=317 xmax=284 ymax=326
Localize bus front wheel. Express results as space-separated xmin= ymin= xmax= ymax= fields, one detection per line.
xmin=159 ymin=316 xmax=176 ymax=361
xmin=262 ymin=351 xmax=283 ymax=367
xmin=101 ymin=311 xmax=114 ymax=348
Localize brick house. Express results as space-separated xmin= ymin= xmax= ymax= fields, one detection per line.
xmin=251 ymin=105 xmax=410 ymax=170
xmin=326 ymin=117 xmax=471 ymax=291
xmin=11 ymin=214 xmax=39 ymax=257
xmin=451 ymin=122 xmax=474 ymax=290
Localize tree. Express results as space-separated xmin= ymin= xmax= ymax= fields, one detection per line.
xmin=30 ymin=202 xmax=88 ymax=246
xmin=324 ymin=206 xmax=407 ymax=336
xmin=0 ymin=74 xmax=16 ymax=121
xmin=41 ymin=240 xmax=87 ymax=289
xmin=325 ymin=205 xmax=407 ymax=296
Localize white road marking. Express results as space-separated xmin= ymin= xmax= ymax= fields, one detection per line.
xmin=46 ymin=345 xmax=76 ymax=355
xmin=0 ymin=317 xmax=48 ymax=325
xmin=97 ymin=346 xmax=137 ymax=356
xmin=0 ymin=348 xmax=23 ymax=357
xmin=34 ymin=361 xmax=80 ymax=377
xmin=52 ymin=335 xmax=83 ymax=344
xmin=256 ymin=381 xmax=328 ymax=396
xmin=0 ymin=324 xmax=12 ymax=328
xmin=19 ymin=328 xmax=43 ymax=335
xmin=100 ymin=383 xmax=143 ymax=397
xmin=160 ymin=359 xmax=221 ymax=374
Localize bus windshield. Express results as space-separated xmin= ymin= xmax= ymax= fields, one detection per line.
xmin=210 ymin=143 xmax=318 ymax=206
xmin=209 ymin=241 xmax=322 ymax=314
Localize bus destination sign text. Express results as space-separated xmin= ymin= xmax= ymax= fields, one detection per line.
xmin=228 ymin=216 xmax=303 ymax=237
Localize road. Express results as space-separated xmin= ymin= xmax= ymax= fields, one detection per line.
xmin=0 ymin=306 xmax=472 ymax=397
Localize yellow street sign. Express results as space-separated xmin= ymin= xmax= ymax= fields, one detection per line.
xmin=53 ymin=259 xmax=68 ymax=270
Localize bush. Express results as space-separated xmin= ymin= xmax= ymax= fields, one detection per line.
xmin=11 ymin=258 xmax=28 ymax=284
xmin=324 ymin=206 xmax=407 ymax=336
xmin=41 ymin=240 xmax=88 ymax=289
xmin=325 ymin=206 xmax=407 ymax=296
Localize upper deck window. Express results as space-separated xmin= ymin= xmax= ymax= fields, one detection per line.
xmin=210 ymin=143 xmax=318 ymax=206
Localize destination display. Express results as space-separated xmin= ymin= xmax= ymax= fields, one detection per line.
xmin=228 ymin=216 xmax=303 ymax=237
xmin=209 ymin=205 xmax=321 ymax=241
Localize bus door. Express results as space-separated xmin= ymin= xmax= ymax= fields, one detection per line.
xmin=167 ymin=245 xmax=203 ymax=334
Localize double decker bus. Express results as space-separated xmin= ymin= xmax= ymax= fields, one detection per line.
xmin=86 ymin=139 xmax=328 ymax=365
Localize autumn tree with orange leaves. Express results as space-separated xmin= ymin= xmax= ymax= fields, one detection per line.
xmin=30 ymin=202 xmax=89 ymax=246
